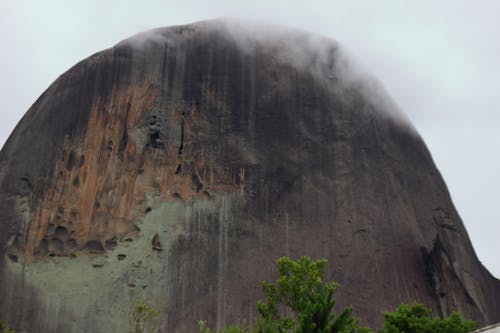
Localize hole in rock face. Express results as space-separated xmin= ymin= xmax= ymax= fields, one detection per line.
xmin=149 ymin=130 xmax=164 ymax=149
xmin=173 ymin=193 xmax=182 ymax=200
xmin=152 ymin=233 xmax=162 ymax=251
xmin=82 ymin=240 xmax=105 ymax=253
xmin=72 ymin=176 xmax=80 ymax=187
xmin=117 ymin=254 xmax=126 ymax=261
xmin=79 ymin=155 xmax=85 ymax=167
xmin=7 ymin=253 xmax=18 ymax=263
xmin=144 ymin=207 xmax=152 ymax=214
xmin=55 ymin=226 xmax=69 ymax=239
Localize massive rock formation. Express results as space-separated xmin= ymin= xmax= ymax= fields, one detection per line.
xmin=0 ymin=20 xmax=499 ymax=332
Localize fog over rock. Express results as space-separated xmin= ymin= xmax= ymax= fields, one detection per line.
xmin=0 ymin=19 xmax=499 ymax=332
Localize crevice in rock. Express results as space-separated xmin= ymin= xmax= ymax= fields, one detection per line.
xmin=175 ymin=163 xmax=182 ymax=175
xmin=105 ymin=237 xmax=118 ymax=250
xmin=72 ymin=176 xmax=80 ymax=187
xmin=178 ymin=112 xmax=185 ymax=156
xmin=119 ymin=104 xmax=131 ymax=153
xmin=192 ymin=174 xmax=204 ymax=192
xmin=66 ymin=150 xmax=77 ymax=171
xmin=421 ymin=236 xmax=484 ymax=320
xmin=79 ymin=155 xmax=85 ymax=167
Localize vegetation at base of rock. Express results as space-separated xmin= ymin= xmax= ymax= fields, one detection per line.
xmin=198 ymin=256 xmax=477 ymax=333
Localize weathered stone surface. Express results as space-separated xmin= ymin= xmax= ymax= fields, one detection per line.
xmin=0 ymin=19 xmax=499 ymax=332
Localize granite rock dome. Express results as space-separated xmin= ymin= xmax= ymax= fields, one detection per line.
xmin=0 ymin=20 xmax=499 ymax=332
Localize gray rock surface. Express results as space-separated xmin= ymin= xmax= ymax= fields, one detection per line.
xmin=0 ymin=19 xmax=499 ymax=332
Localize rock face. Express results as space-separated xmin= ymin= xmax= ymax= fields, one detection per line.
xmin=0 ymin=20 xmax=499 ymax=332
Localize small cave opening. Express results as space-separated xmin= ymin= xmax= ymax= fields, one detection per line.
xmin=152 ymin=233 xmax=162 ymax=251
xmin=83 ymin=240 xmax=105 ymax=254
xmin=55 ymin=226 xmax=69 ymax=239
xmin=149 ymin=130 xmax=164 ymax=149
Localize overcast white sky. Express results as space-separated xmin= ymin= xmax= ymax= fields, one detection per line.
xmin=0 ymin=0 xmax=498 ymax=277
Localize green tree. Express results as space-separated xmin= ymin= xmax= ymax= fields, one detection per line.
xmin=199 ymin=256 xmax=364 ymax=333
xmin=378 ymin=302 xmax=476 ymax=333
xmin=257 ymin=256 xmax=359 ymax=333
xmin=130 ymin=301 xmax=160 ymax=333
